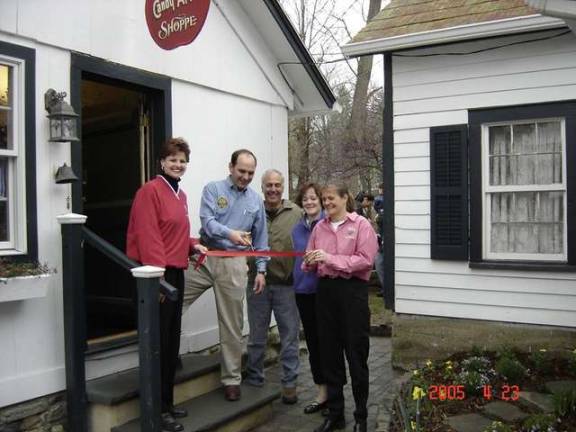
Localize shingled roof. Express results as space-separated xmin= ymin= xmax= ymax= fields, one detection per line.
xmin=351 ymin=0 xmax=537 ymax=43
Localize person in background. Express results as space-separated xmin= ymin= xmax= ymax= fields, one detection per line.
xmin=292 ymin=182 xmax=327 ymax=414
xmin=126 ymin=137 xmax=207 ymax=432
xmin=184 ymin=149 xmax=268 ymax=402
xmin=303 ymin=184 xmax=379 ymax=432
xmin=356 ymin=193 xmax=378 ymax=233
xmin=245 ymin=169 xmax=301 ymax=404
xmin=373 ymin=183 xmax=384 ymax=215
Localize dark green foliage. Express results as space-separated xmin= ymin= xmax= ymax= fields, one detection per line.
xmin=495 ymin=356 xmax=527 ymax=383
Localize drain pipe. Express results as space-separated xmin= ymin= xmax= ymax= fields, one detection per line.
xmin=525 ymin=0 xmax=576 ymax=32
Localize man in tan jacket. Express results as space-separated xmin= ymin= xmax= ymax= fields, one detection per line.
xmin=245 ymin=169 xmax=302 ymax=404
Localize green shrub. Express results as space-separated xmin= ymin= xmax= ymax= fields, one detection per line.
xmin=482 ymin=420 xmax=514 ymax=432
xmin=568 ymin=350 xmax=576 ymax=377
xmin=529 ymin=350 xmax=553 ymax=376
xmin=457 ymin=370 xmax=491 ymax=396
xmin=495 ymin=356 xmax=527 ymax=383
xmin=496 ymin=345 xmax=519 ymax=360
xmin=553 ymin=388 xmax=576 ymax=419
xmin=522 ymin=413 xmax=557 ymax=432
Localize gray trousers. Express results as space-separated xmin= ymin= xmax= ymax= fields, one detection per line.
xmin=245 ymin=283 xmax=300 ymax=388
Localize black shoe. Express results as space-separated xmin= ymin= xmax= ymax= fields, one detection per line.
xmin=304 ymin=400 xmax=327 ymax=414
xmin=313 ymin=417 xmax=345 ymax=432
xmin=161 ymin=413 xmax=183 ymax=432
xmin=169 ymin=407 xmax=188 ymax=418
xmin=353 ymin=421 xmax=367 ymax=432
xmin=321 ymin=408 xmax=329 ymax=417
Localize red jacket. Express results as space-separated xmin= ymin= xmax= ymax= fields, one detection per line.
xmin=126 ymin=176 xmax=198 ymax=269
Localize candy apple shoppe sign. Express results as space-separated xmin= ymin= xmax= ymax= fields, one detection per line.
xmin=145 ymin=0 xmax=210 ymax=50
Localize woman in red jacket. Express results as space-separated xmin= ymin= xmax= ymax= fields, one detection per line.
xmin=127 ymin=137 xmax=206 ymax=432
xmin=303 ymin=184 xmax=378 ymax=432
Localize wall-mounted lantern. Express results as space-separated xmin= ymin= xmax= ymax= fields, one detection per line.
xmin=44 ymin=89 xmax=79 ymax=142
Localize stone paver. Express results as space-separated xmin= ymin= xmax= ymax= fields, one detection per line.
xmin=482 ymin=401 xmax=528 ymax=422
xmin=519 ymin=391 xmax=554 ymax=413
xmin=545 ymin=380 xmax=576 ymax=395
xmin=447 ymin=413 xmax=493 ymax=432
xmin=250 ymin=336 xmax=396 ymax=432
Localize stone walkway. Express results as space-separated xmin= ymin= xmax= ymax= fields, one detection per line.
xmin=251 ymin=336 xmax=400 ymax=432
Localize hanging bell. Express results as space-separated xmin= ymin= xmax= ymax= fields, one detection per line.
xmin=55 ymin=163 xmax=79 ymax=184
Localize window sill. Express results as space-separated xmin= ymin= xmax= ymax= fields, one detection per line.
xmin=469 ymin=261 xmax=576 ymax=272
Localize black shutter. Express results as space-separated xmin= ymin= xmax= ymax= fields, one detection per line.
xmin=430 ymin=125 xmax=468 ymax=260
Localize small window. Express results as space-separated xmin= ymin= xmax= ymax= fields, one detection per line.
xmin=0 ymin=56 xmax=27 ymax=255
xmin=482 ymin=119 xmax=566 ymax=261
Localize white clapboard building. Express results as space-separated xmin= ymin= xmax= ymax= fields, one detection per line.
xmin=343 ymin=0 xmax=576 ymax=328
xmin=0 ymin=1 xmax=334 ymax=429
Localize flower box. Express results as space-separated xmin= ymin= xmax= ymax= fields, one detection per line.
xmin=0 ymin=273 xmax=52 ymax=302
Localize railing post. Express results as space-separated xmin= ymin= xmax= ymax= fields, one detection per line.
xmin=131 ymin=266 xmax=164 ymax=432
xmin=57 ymin=213 xmax=88 ymax=432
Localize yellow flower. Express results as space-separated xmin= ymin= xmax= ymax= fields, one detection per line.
xmin=445 ymin=360 xmax=452 ymax=366
xmin=426 ymin=360 xmax=433 ymax=368
xmin=539 ymin=348 xmax=547 ymax=353
xmin=412 ymin=386 xmax=426 ymax=400
xmin=410 ymin=420 xmax=417 ymax=431
xmin=412 ymin=369 xmax=419 ymax=376
xmin=446 ymin=364 xmax=453 ymax=370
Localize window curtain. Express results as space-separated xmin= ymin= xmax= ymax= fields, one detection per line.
xmin=488 ymin=122 xmax=564 ymax=255
xmin=0 ymin=157 xmax=7 ymax=241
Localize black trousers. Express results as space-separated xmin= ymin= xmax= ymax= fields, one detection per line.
xmin=317 ymin=277 xmax=370 ymax=422
xmin=295 ymin=293 xmax=325 ymax=385
xmin=160 ymin=267 xmax=184 ymax=412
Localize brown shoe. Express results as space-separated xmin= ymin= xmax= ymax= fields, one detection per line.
xmin=281 ymin=386 xmax=298 ymax=405
xmin=224 ymin=385 xmax=241 ymax=401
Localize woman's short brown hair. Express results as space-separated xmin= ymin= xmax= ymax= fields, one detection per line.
xmin=295 ymin=182 xmax=323 ymax=208
xmin=159 ymin=137 xmax=190 ymax=162
xmin=321 ymin=183 xmax=355 ymax=212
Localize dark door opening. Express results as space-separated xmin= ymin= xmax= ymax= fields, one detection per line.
xmin=81 ymin=78 xmax=152 ymax=345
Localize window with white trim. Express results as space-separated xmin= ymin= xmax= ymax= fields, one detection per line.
xmin=0 ymin=57 xmax=27 ymax=254
xmin=482 ymin=119 xmax=567 ymax=261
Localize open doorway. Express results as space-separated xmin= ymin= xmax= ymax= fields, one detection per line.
xmin=81 ymin=77 xmax=150 ymax=346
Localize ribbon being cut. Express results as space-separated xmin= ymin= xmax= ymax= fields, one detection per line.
xmin=193 ymin=249 xmax=305 ymax=270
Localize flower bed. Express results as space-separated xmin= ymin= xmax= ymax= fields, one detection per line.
xmin=390 ymin=347 xmax=576 ymax=432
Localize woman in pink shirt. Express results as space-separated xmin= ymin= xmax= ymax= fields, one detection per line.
xmin=303 ymin=184 xmax=378 ymax=432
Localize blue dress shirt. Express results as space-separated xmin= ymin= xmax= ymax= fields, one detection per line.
xmin=199 ymin=176 xmax=268 ymax=272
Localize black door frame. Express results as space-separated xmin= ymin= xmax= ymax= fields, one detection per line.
xmin=70 ymin=54 xmax=172 ymax=214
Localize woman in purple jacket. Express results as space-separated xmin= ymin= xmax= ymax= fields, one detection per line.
xmin=292 ymin=182 xmax=326 ymax=414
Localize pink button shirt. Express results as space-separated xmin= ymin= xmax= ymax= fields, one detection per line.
xmin=303 ymin=212 xmax=378 ymax=281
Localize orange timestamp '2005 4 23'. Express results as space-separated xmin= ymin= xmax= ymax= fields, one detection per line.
xmin=426 ymin=384 xmax=521 ymax=401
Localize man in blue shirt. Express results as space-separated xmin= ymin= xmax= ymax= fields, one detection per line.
xmin=185 ymin=149 xmax=268 ymax=402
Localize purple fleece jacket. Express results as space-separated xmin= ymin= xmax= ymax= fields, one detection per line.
xmin=291 ymin=212 xmax=323 ymax=294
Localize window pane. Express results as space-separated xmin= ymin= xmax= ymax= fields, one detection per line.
xmin=490 ymin=191 xmax=564 ymax=255
xmin=0 ymin=64 xmax=9 ymax=107
xmin=489 ymin=125 xmax=511 ymax=186
xmin=0 ymin=109 xmax=12 ymax=150
xmin=489 ymin=121 xmax=562 ymax=186
xmin=0 ymin=158 xmax=8 ymax=241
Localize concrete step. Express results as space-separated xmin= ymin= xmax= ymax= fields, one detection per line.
xmin=112 ymin=384 xmax=280 ymax=432
xmin=87 ymin=353 xmax=221 ymax=432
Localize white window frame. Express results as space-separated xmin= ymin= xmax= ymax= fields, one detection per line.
xmin=0 ymin=54 xmax=27 ymax=255
xmin=481 ymin=118 xmax=567 ymax=262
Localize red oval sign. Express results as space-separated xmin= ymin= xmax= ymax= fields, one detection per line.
xmin=145 ymin=0 xmax=211 ymax=50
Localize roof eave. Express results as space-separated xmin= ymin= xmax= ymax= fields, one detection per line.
xmin=262 ymin=0 xmax=336 ymax=110
xmin=341 ymin=14 xmax=565 ymax=57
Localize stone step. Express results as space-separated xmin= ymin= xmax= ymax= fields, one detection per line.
xmin=482 ymin=401 xmax=528 ymax=422
xmin=87 ymin=353 xmax=221 ymax=432
xmin=518 ymin=391 xmax=554 ymax=413
xmin=545 ymin=380 xmax=576 ymax=395
xmin=112 ymin=384 xmax=280 ymax=432
xmin=447 ymin=413 xmax=493 ymax=432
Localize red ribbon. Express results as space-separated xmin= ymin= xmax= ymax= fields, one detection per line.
xmin=194 ymin=250 xmax=304 ymax=270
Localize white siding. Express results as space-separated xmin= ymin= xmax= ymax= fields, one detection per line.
xmin=393 ymin=30 xmax=576 ymax=327
xmin=0 ymin=0 xmax=296 ymax=407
